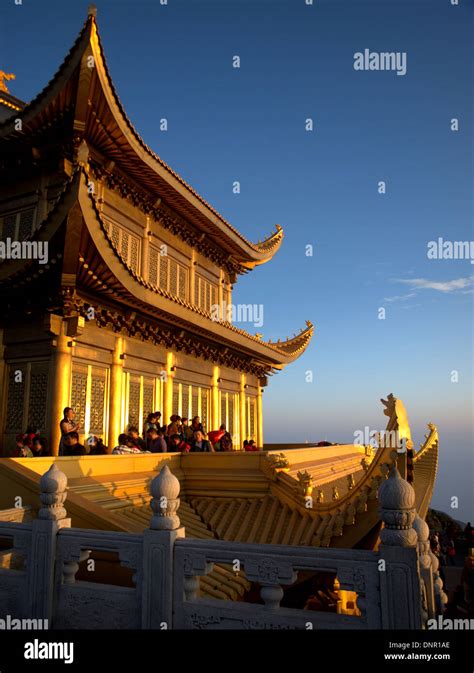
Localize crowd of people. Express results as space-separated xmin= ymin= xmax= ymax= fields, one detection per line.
xmin=11 ymin=407 xmax=260 ymax=457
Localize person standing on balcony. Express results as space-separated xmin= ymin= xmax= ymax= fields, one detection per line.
xmin=59 ymin=407 xmax=80 ymax=456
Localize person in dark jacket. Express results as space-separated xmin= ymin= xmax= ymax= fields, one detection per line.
xmin=181 ymin=418 xmax=194 ymax=444
xmin=128 ymin=426 xmax=147 ymax=451
xmin=190 ymin=430 xmax=213 ymax=453
xmin=146 ymin=428 xmax=167 ymax=453
xmin=87 ymin=436 xmax=108 ymax=455
xmin=191 ymin=416 xmax=204 ymax=435
xmin=63 ymin=432 xmax=86 ymax=456
xmin=31 ymin=436 xmax=48 ymax=457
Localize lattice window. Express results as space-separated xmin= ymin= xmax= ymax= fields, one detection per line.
xmin=0 ymin=208 xmax=36 ymax=243
xmin=71 ymin=370 xmax=87 ymax=432
xmin=195 ymin=274 xmax=218 ymax=313
xmin=149 ymin=246 xmax=159 ymax=287
xmin=181 ymin=385 xmax=189 ymax=420
xmin=120 ymin=231 xmax=129 ymax=261
xmin=105 ymin=219 xmax=141 ymax=271
xmin=159 ymin=255 xmax=168 ymax=290
xmin=143 ymin=381 xmax=154 ymax=425
xmin=111 ymin=223 xmax=120 ymax=249
xmin=153 ymin=250 xmax=188 ymax=299
xmin=248 ymin=398 xmax=256 ymax=441
xmin=220 ymin=393 xmax=226 ymax=428
xmin=191 ymin=388 xmax=199 ymax=420
xmin=2 ymin=214 xmax=16 ymax=240
xmin=201 ymin=389 xmax=209 ymax=431
xmin=89 ymin=373 xmax=106 ymax=436
xmin=228 ymin=394 xmax=235 ymax=438
xmin=5 ymin=365 xmax=26 ymax=433
xmin=130 ymin=236 xmax=139 ymax=273
xmin=169 ymin=258 xmax=178 ymax=296
xmin=172 ymin=388 xmax=179 ymax=417
xmin=128 ymin=379 xmax=141 ymax=428
xmin=28 ymin=365 xmax=48 ymax=433
xmin=178 ymin=266 xmax=187 ymax=300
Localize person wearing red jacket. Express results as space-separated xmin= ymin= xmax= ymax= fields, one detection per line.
xmin=208 ymin=425 xmax=225 ymax=448
xmin=169 ymin=433 xmax=190 ymax=453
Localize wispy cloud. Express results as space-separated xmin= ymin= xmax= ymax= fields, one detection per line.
xmin=384 ymin=292 xmax=417 ymax=303
xmin=396 ymin=276 xmax=474 ymax=293
xmin=383 ymin=275 xmax=474 ymax=304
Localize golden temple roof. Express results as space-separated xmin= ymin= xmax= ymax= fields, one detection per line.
xmin=0 ymin=11 xmax=285 ymax=272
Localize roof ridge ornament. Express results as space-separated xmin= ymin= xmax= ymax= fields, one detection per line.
xmin=87 ymin=4 xmax=97 ymax=18
xmin=0 ymin=71 xmax=15 ymax=94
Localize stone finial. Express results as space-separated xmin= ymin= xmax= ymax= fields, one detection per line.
xmin=150 ymin=464 xmax=180 ymax=530
xmin=38 ymin=463 xmax=68 ymax=521
xmin=378 ymin=462 xmax=417 ymax=547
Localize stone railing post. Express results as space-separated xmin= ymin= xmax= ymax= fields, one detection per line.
xmin=413 ymin=514 xmax=436 ymax=621
xmin=378 ymin=461 xmax=423 ymax=629
xmin=141 ymin=465 xmax=185 ymax=629
xmin=27 ymin=464 xmax=71 ymax=622
xmin=428 ymin=547 xmax=448 ymax=614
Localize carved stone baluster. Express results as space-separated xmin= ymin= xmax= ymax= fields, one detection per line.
xmin=150 ymin=464 xmax=180 ymax=530
xmin=413 ymin=515 xmax=435 ymax=622
xmin=38 ymin=463 xmax=68 ymax=521
xmin=428 ymin=549 xmax=448 ymax=614
xmin=378 ymin=462 xmax=422 ymax=629
xmin=260 ymin=585 xmax=284 ymax=609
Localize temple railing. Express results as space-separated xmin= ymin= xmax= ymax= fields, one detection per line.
xmin=174 ymin=537 xmax=397 ymax=629
xmin=0 ymin=460 xmax=439 ymax=630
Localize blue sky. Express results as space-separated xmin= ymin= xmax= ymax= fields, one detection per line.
xmin=1 ymin=0 xmax=472 ymax=520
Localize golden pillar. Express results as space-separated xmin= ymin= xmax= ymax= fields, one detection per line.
xmin=257 ymin=386 xmax=264 ymax=449
xmin=163 ymin=351 xmax=175 ymax=424
xmin=49 ymin=320 xmax=72 ymax=456
xmin=108 ymin=336 xmax=124 ymax=451
xmin=211 ymin=365 xmax=220 ymax=430
xmin=239 ymin=373 xmax=246 ymax=450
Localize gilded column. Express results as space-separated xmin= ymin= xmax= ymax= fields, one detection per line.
xmin=108 ymin=336 xmax=124 ymax=452
xmin=239 ymin=373 xmax=246 ymax=450
xmin=257 ymin=385 xmax=264 ymax=449
xmin=49 ymin=320 xmax=72 ymax=456
xmin=163 ymin=351 xmax=175 ymax=425
xmin=211 ymin=365 xmax=220 ymax=431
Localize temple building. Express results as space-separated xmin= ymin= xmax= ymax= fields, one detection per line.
xmin=0 ymin=11 xmax=442 ymax=617
xmin=0 ymin=9 xmax=313 ymax=455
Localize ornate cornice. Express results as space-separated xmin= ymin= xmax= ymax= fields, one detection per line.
xmin=61 ymin=287 xmax=270 ymax=377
